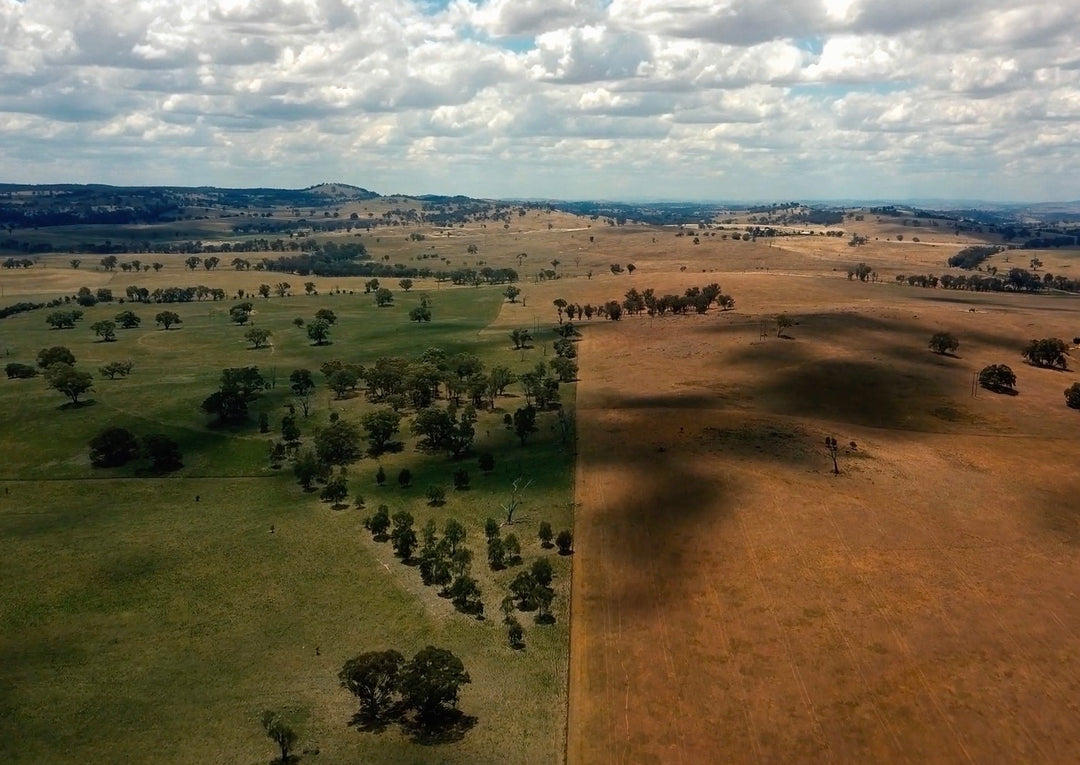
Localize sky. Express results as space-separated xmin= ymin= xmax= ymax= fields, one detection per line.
xmin=1 ymin=0 xmax=1079 ymax=202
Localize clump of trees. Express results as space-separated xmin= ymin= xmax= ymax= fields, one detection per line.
xmin=201 ymin=367 xmax=266 ymax=425
xmin=339 ymin=646 xmax=471 ymax=733
xmin=88 ymin=427 xmax=182 ymax=471
xmin=1022 ymin=338 xmax=1068 ymax=369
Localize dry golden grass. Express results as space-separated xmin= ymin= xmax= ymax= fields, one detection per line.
xmin=556 ymin=228 xmax=1080 ymax=764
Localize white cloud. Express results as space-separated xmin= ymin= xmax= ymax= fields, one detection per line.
xmin=0 ymin=0 xmax=1077 ymax=200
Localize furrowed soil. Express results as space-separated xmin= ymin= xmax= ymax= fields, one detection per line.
xmin=566 ymin=264 xmax=1080 ymax=763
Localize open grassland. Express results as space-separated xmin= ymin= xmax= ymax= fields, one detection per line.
xmin=559 ymin=246 xmax=1080 ymax=763
xmin=0 ymin=281 xmax=573 ymax=763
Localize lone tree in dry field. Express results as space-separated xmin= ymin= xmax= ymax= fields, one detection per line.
xmin=929 ymin=332 xmax=959 ymax=355
xmin=825 ymin=436 xmax=840 ymax=474
xmin=979 ymin=364 xmax=1017 ymax=394
xmin=1065 ymin=383 xmax=1080 ymax=409
xmin=776 ymin=314 xmax=793 ymax=337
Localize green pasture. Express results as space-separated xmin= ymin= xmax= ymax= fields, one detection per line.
xmin=0 ymin=285 xmax=574 ymax=763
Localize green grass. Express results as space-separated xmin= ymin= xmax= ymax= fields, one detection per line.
xmin=0 ymin=286 xmax=574 ymax=763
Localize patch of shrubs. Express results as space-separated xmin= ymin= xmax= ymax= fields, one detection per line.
xmin=5 ymin=362 xmax=38 ymax=379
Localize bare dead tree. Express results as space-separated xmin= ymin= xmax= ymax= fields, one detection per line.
xmin=502 ymin=476 xmax=534 ymax=525
xmin=824 ymin=436 xmax=839 ymax=475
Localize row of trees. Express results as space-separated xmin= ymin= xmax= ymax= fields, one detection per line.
xmin=897 ymin=267 xmax=1079 ymax=294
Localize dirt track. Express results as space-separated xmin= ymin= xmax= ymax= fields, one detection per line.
xmin=567 ymin=300 xmax=1080 ymax=764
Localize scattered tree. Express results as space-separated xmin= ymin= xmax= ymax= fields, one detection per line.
xmin=98 ymin=360 xmax=134 ymax=379
xmin=507 ymin=618 xmax=524 ymax=649
xmin=391 ymin=511 xmax=417 ymax=560
xmin=398 ymin=468 xmax=413 ymax=488
xmin=245 ymin=327 xmax=272 ymax=349
xmin=260 ymin=711 xmax=297 ymax=765
xmin=289 ymin=368 xmax=315 ymax=416
xmin=426 ymin=485 xmax=447 ymax=506
xmin=155 ymin=311 xmax=181 ymax=330
xmin=45 ymin=363 xmax=93 ymax=404
xmin=90 ymin=320 xmax=117 ymax=342
xmin=538 ymin=521 xmax=554 ymax=548
xmin=365 ymin=504 xmax=391 ymax=540
xmin=824 ymin=436 xmax=840 ymax=475
xmin=115 ymin=310 xmax=141 ymax=329
xmin=307 ymin=318 xmax=331 ymax=346
xmin=555 ymin=529 xmax=573 ymax=555
xmin=513 ymin=405 xmax=537 ymax=445
xmin=229 ymin=304 xmax=253 ymax=325
xmin=979 ymin=364 xmax=1017 ymax=394
xmin=1066 ymin=383 xmax=1080 ymax=409
xmin=929 ymin=332 xmax=959 ymax=355
xmin=398 ymin=646 xmax=471 ymax=724
xmin=375 ymin=287 xmax=394 ymax=307
xmin=448 ymin=575 xmax=483 ymax=616
xmin=339 ymin=649 xmax=405 ymax=722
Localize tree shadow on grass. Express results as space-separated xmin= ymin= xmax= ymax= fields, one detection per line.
xmin=349 ymin=707 xmax=476 ymax=745
xmin=349 ymin=711 xmax=397 ymax=735
xmin=59 ymin=399 xmax=95 ymax=410
xmin=369 ymin=442 xmax=404 ymax=458
xmin=400 ymin=711 xmax=477 ymax=746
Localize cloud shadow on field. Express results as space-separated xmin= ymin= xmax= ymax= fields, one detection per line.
xmin=755 ymin=358 xmax=937 ymax=430
xmin=577 ymin=403 xmax=739 ymax=613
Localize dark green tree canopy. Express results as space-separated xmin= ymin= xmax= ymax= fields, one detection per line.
xmin=38 ymin=345 xmax=75 ymax=369
xmin=315 ymin=419 xmax=363 ymax=465
xmin=1022 ymin=338 xmax=1068 ymax=369
xmin=399 ymin=646 xmax=471 ymax=722
xmin=45 ymin=363 xmax=93 ymax=404
xmin=201 ymin=366 xmax=265 ymax=424
xmin=143 ymin=434 xmax=183 ymax=472
xmin=929 ymin=331 xmax=959 ymax=355
xmin=339 ymin=649 xmax=405 ymax=721
xmin=88 ymin=427 xmax=138 ymax=468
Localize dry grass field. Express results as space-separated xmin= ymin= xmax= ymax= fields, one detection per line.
xmin=556 ymin=227 xmax=1080 ymax=763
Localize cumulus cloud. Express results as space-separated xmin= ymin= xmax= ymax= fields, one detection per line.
xmin=0 ymin=0 xmax=1077 ymax=200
